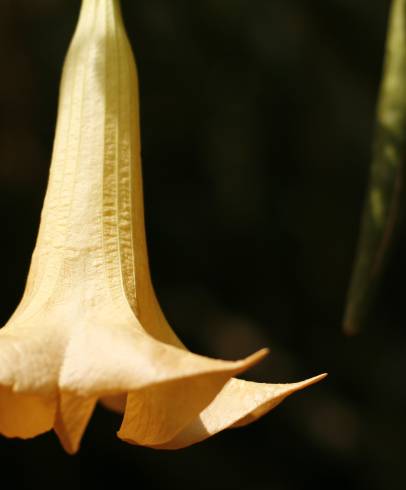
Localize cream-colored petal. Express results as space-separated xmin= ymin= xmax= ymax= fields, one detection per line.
xmin=54 ymin=393 xmax=97 ymax=454
xmin=154 ymin=374 xmax=326 ymax=449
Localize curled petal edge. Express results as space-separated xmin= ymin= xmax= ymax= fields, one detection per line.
xmin=148 ymin=373 xmax=327 ymax=450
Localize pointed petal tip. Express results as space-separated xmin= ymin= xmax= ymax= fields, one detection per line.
xmin=284 ymin=372 xmax=327 ymax=393
xmin=230 ymin=347 xmax=269 ymax=377
xmin=53 ymin=394 xmax=96 ymax=455
xmin=56 ymin=435 xmax=80 ymax=456
xmin=304 ymin=372 xmax=328 ymax=385
xmin=243 ymin=347 xmax=269 ymax=365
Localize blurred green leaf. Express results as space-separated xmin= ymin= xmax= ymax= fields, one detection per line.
xmin=344 ymin=0 xmax=406 ymax=335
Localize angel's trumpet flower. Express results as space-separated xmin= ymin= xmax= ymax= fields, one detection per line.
xmin=0 ymin=0 xmax=325 ymax=454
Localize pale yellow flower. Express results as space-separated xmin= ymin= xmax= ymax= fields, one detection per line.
xmin=0 ymin=0 xmax=325 ymax=454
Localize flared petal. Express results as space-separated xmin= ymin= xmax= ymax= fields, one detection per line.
xmin=117 ymin=363 xmax=260 ymax=447
xmin=59 ymin=320 xmax=268 ymax=396
xmin=154 ymin=374 xmax=326 ymax=449
xmin=57 ymin=319 xmax=267 ymax=445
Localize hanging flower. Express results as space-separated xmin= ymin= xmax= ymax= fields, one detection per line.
xmin=0 ymin=0 xmax=325 ymax=454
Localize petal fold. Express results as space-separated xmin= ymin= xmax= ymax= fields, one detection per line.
xmin=54 ymin=393 xmax=97 ymax=454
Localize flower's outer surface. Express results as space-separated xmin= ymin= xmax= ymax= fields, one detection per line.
xmin=0 ymin=0 xmax=325 ymax=453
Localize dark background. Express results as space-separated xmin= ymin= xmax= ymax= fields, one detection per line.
xmin=0 ymin=0 xmax=404 ymax=489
